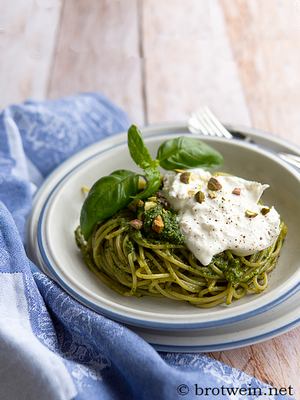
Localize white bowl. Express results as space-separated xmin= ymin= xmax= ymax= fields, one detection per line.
xmin=29 ymin=131 xmax=300 ymax=330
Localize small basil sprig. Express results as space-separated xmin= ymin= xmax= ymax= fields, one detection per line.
xmin=128 ymin=125 xmax=161 ymax=199
xmin=157 ymin=136 xmax=223 ymax=170
xmin=80 ymin=170 xmax=139 ymax=239
xmin=128 ymin=124 xmax=156 ymax=169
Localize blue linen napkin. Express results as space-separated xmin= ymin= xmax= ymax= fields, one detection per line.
xmin=0 ymin=93 xmax=293 ymax=400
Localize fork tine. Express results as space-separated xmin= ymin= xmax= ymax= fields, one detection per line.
xmin=200 ymin=109 xmax=225 ymax=138
xmin=202 ymin=107 xmax=233 ymax=139
xmin=188 ymin=107 xmax=233 ymax=139
xmin=195 ymin=110 xmax=220 ymax=137
xmin=187 ymin=113 xmax=201 ymax=132
xmin=188 ymin=112 xmax=210 ymax=135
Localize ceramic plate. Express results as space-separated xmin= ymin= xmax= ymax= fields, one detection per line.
xmin=131 ymin=282 xmax=300 ymax=352
xmin=27 ymin=123 xmax=300 ymax=338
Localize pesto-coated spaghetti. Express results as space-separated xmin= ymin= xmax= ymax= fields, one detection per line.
xmin=76 ymin=126 xmax=287 ymax=308
xmin=75 ymin=208 xmax=287 ymax=308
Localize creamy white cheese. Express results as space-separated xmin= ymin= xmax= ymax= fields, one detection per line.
xmin=163 ymin=169 xmax=281 ymax=266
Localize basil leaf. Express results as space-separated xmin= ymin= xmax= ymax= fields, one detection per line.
xmin=157 ymin=136 xmax=223 ymax=170
xmin=80 ymin=169 xmax=139 ymax=239
xmin=134 ymin=167 xmax=161 ymax=199
xmin=128 ymin=124 xmax=156 ymax=169
xmin=128 ymin=124 xmax=161 ymax=199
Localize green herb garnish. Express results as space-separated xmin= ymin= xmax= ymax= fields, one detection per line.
xmin=80 ymin=124 xmax=223 ymax=239
xmin=157 ymin=136 xmax=223 ymax=170
xmin=80 ymin=170 xmax=139 ymax=239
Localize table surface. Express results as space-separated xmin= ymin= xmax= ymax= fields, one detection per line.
xmin=1 ymin=0 xmax=300 ymax=396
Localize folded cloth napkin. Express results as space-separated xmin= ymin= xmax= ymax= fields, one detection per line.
xmin=0 ymin=93 xmax=293 ymax=400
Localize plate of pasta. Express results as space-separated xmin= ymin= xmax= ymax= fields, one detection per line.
xmin=27 ymin=123 xmax=300 ymax=346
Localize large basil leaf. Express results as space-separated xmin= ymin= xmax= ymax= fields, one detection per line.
xmin=128 ymin=124 xmax=156 ymax=169
xmin=157 ymin=136 xmax=223 ymax=170
xmin=80 ymin=169 xmax=139 ymax=239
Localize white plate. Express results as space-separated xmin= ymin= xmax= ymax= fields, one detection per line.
xmin=27 ymin=123 xmax=300 ymax=349
xmin=131 ymin=283 xmax=300 ymax=352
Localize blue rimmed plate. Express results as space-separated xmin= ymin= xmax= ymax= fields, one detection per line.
xmin=27 ymin=123 xmax=300 ymax=350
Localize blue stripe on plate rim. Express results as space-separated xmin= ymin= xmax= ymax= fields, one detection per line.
xmin=151 ymin=310 xmax=300 ymax=352
xmin=37 ymin=132 xmax=300 ymax=331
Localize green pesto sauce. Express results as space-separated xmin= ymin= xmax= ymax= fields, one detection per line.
xmin=125 ymin=240 xmax=135 ymax=254
xmin=224 ymin=258 xmax=244 ymax=285
xmin=142 ymin=204 xmax=184 ymax=245
xmin=212 ymin=255 xmax=245 ymax=285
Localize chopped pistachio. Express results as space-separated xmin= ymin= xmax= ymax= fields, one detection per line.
xmin=213 ymin=171 xmax=230 ymax=177
xmin=137 ymin=199 xmax=144 ymax=207
xmin=138 ymin=176 xmax=147 ymax=190
xmin=128 ymin=199 xmax=144 ymax=211
xmin=148 ymin=196 xmax=157 ymax=202
xmin=180 ymin=172 xmax=191 ymax=184
xmin=129 ymin=219 xmax=143 ymax=230
xmin=261 ymin=207 xmax=270 ymax=216
xmin=175 ymin=169 xmax=186 ymax=174
xmin=144 ymin=201 xmax=157 ymax=211
xmin=232 ymin=187 xmax=241 ymax=195
xmin=207 ymin=177 xmax=222 ymax=191
xmin=152 ymin=215 xmax=164 ymax=233
xmin=81 ymin=185 xmax=90 ymax=194
xmin=245 ymin=210 xmax=258 ymax=218
xmin=195 ymin=191 xmax=205 ymax=203
xmin=208 ymin=191 xmax=217 ymax=199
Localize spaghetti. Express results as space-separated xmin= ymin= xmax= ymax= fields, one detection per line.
xmin=75 ymin=207 xmax=287 ymax=308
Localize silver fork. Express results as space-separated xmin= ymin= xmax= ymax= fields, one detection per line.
xmin=188 ymin=107 xmax=300 ymax=169
xmin=188 ymin=106 xmax=233 ymax=139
